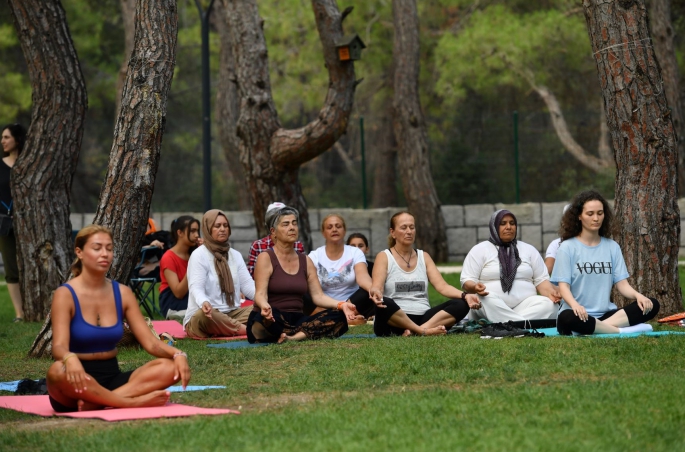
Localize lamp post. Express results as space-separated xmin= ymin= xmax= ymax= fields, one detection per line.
xmin=194 ymin=0 xmax=215 ymax=212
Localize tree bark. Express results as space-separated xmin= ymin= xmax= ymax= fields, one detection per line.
xmin=583 ymin=0 xmax=682 ymax=315
xmin=392 ymin=0 xmax=448 ymax=262
xmin=28 ymin=0 xmax=179 ymax=358
xmin=7 ymin=0 xmax=88 ymax=322
xmin=115 ymin=0 xmax=136 ymax=118
xmin=214 ymin=0 xmax=252 ymax=211
xmin=646 ymin=0 xmax=684 ymax=196
xmin=94 ymin=0 xmax=178 ymax=283
xmin=220 ymin=0 xmax=357 ymax=250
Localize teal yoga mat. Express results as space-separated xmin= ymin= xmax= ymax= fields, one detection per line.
xmin=536 ymin=328 xmax=685 ymax=338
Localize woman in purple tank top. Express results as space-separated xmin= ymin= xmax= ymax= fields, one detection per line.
xmin=248 ymin=206 xmax=361 ymax=343
xmin=45 ymin=225 xmax=191 ymax=413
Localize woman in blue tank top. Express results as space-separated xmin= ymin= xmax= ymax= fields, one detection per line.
xmin=46 ymin=225 xmax=191 ymax=412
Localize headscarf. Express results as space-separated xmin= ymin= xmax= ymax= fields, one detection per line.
xmin=202 ymin=209 xmax=236 ymax=307
xmin=488 ymin=209 xmax=521 ymax=293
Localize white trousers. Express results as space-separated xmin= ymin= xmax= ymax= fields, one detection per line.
xmin=469 ymin=294 xmax=558 ymax=323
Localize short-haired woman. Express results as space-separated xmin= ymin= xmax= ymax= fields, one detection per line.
xmin=551 ymin=190 xmax=659 ymax=335
xmin=248 ymin=206 xmax=358 ymax=343
xmin=46 ymin=225 xmax=190 ymax=412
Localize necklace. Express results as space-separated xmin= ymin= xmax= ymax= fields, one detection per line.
xmin=393 ymin=247 xmax=413 ymax=269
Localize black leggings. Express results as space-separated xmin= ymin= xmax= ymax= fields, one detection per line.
xmin=48 ymin=357 xmax=134 ymax=413
xmin=557 ymin=298 xmax=660 ymax=336
xmin=247 ymin=307 xmax=349 ymax=343
xmin=302 ymin=287 xmax=376 ymax=318
xmin=373 ymin=297 xmax=470 ymax=337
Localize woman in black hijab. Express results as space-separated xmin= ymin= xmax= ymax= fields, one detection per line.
xmin=460 ymin=209 xmax=560 ymax=325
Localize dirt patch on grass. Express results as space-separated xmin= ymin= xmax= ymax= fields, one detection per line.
xmin=0 ymin=418 xmax=104 ymax=432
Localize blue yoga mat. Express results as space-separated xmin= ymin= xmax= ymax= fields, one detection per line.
xmin=536 ymin=328 xmax=685 ymax=338
xmin=207 ymin=334 xmax=378 ymax=349
xmin=0 ymin=380 xmax=225 ymax=393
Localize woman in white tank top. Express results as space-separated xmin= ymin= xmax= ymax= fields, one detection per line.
xmin=369 ymin=212 xmax=481 ymax=336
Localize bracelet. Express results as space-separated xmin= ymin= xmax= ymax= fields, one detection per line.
xmin=62 ymin=353 xmax=76 ymax=365
xmin=461 ymin=291 xmax=467 ymax=300
xmin=173 ymin=352 xmax=187 ymax=360
xmin=337 ymin=301 xmax=346 ymax=311
xmin=422 ymin=328 xmax=427 ymax=336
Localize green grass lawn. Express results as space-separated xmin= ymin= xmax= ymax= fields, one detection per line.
xmin=1 ymin=274 xmax=685 ymax=451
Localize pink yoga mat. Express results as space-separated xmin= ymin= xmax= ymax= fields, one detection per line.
xmin=0 ymin=395 xmax=239 ymax=421
xmin=152 ymin=320 xmax=248 ymax=341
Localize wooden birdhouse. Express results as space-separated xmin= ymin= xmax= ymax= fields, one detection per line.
xmin=335 ymin=34 xmax=366 ymax=61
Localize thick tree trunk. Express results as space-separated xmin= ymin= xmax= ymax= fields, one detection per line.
xmin=372 ymin=112 xmax=398 ymax=208
xmin=28 ymin=0 xmax=178 ymax=358
xmin=220 ymin=0 xmax=357 ymax=250
xmin=94 ymin=0 xmax=178 ymax=282
xmin=115 ymin=0 xmax=136 ymax=118
xmin=214 ymin=0 xmax=252 ymax=211
xmin=392 ymin=0 xmax=448 ymax=262
xmin=583 ymin=0 xmax=682 ymax=315
xmin=7 ymin=0 xmax=87 ymax=322
xmin=647 ymin=0 xmax=684 ymax=196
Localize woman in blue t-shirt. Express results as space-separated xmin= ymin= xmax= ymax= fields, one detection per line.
xmin=551 ymin=190 xmax=659 ymax=335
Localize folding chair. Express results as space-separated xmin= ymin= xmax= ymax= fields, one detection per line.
xmin=130 ymin=246 xmax=163 ymax=318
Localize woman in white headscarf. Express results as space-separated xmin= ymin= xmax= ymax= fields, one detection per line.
xmin=461 ymin=209 xmax=560 ymax=324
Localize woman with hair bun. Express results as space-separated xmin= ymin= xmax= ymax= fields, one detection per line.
xmin=159 ymin=215 xmax=201 ymax=319
xmin=551 ymin=190 xmax=660 ymax=335
xmin=46 ymin=225 xmax=190 ymax=412
xmin=369 ymin=212 xmax=478 ymax=336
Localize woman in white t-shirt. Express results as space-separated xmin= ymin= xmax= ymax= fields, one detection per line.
xmin=461 ymin=209 xmax=560 ymax=324
xmin=551 ymin=190 xmax=659 ymax=335
xmin=369 ymin=212 xmax=480 ymax=336
xmin=307 ymin=214 xmax=375 ymax=324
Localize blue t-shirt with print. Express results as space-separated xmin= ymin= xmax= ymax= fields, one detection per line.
xmin=550 ymin=237 xmax=629 ymax=318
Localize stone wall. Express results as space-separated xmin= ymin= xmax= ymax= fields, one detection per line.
xmin=67 ymin=198 xmax=685 ymax=262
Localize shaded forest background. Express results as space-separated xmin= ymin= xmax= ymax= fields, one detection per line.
xmin=2 ymin=0 xmax=684 ymax=213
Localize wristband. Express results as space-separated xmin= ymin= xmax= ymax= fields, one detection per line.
xmin=62 ymin=353 xmax=76 ymax=365
xmin=173 ymin=352 xmax=187 ymax=360
xmin=337 ymin=301 xmax=346 ymax=311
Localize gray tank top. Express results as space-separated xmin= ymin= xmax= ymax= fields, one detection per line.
xmin=383 ymin=249 xmax=431 ymax=315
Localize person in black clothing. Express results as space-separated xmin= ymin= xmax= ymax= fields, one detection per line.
xmin=346 ymin=232 xmax=374 ymax=276
xmin=0 ymin=124 xmax=25 ymax=322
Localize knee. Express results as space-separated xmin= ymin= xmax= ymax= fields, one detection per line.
xmin=556 ymin=310 xmax=576 ymax=336
xmin=649 ymin=298 xmax=660 ymax=318
xmin=46 ymin=361 xmax=65 ymax=384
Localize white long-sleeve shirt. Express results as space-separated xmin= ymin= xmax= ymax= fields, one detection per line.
xmin=183 ymin=245 xmax=255 ymax=327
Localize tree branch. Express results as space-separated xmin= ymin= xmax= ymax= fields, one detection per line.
xmin=270 ymin=0 xmax=357 ymax=170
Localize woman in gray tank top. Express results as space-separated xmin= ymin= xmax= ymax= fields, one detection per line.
xmin=369 ymin=212 xmax=481 ymax=336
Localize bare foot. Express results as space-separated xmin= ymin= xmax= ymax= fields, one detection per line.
xmin=129 ymin=390 xmax=170 ymax=408
xmin=277 ymin=332 xmax=306 ymax=344
xmin=402 ymin=329 xmax=412 ymax=337
xmin=424 ymin=326 xmax=447 ymax=336
xmin=77 ymin=399 xmax=104 ymax=412
xmin=348 ymin=315 xmax=366 ymax=326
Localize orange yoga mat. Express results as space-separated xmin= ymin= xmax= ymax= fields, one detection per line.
xmin=0 ymin=395 xmax=239 ymax=421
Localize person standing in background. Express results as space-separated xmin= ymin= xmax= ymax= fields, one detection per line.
xmin=0 ymin=124 xmax=25 ymax=322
